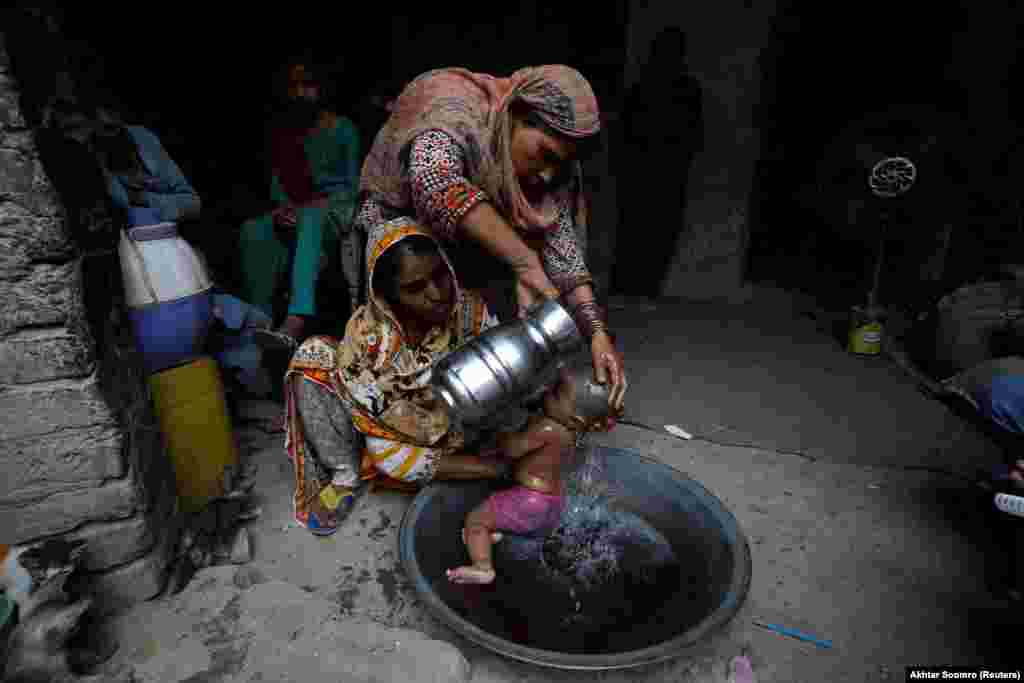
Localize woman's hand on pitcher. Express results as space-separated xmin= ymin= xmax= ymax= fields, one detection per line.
xmin=590 ymin=330 xmax=627 ymax=412
xmin=513 ymin=263 xmax=559 ymax=319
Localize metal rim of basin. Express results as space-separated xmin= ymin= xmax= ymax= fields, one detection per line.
xmin=399 ymin=447 xmax=753 ymax=671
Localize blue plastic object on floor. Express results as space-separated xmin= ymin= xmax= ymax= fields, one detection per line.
xmin=128 ymin=290 xmax=214 ymax=375
xmin=210 ymin=292 xmax=273 ymax=396
xmin=977 ymin=375 xmax=1024 ymax=434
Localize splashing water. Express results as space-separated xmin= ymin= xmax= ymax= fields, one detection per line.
xmin=538 ymin=438 xmax=681 ymax=628
xmin=541 ymin=442 xmax=624 ymax=590
xmin=469 ymin=439 xmax=688 ymax=651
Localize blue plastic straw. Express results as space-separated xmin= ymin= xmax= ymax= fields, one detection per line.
xmin=752 ymin=620 xmax=833 ymax=649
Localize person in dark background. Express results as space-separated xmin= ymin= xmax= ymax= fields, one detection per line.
xmin=92 ymin=115 xmax=201 ymax=228
xmin=612 ymin=27 xmax=703 ymax=299
xmin=238 ymin=57 xmax=362 ymax=352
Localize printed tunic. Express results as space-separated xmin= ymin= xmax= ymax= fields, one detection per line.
xmin=356 ymin=130 xmax=592 ymax=295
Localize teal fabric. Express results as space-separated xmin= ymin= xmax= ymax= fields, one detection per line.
xmin=1 ymin=591 xmax=15 ymax=632
xmin=289 ymin=204 xmax=329 ymax=317
xmin=307 ymin=117 xmax=361 ymax=197
xmin=239 ymin=117 xmax=361 ymax=319
xmin=239 ymin=213 xmax=285 ymax=317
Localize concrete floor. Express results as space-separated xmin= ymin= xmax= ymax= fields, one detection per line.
xmin=100 ymin=286 xmax=1024 ymax=682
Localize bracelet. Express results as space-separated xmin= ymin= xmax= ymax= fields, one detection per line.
xmin=572 ymin=301 xmax=609 ymax=339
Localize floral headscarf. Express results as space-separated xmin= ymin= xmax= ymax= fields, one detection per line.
xmin=360 ymin=65 xmax=601 ymax=233
xmin=330 ymin=217 xmax=493 ymax=446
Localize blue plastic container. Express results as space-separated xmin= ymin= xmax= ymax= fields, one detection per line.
xmin=127 ymin=207 xmax=162 ymax=227
xmin=128 ymin=290 xmax=214 ymax=375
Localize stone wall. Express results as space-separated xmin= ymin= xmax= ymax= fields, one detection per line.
xmin=0 ymin=27 xmax=180 ymax=615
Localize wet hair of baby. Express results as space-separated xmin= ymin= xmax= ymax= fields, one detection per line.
xmin=565 ymin=361 xmax=614 ymax=422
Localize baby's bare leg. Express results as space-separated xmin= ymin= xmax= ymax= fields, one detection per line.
xmin=446 ymin=503 xmax=499 ymax=585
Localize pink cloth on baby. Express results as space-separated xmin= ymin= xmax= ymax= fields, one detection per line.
xmin=486 ymin=486 xmax=564 ymax=535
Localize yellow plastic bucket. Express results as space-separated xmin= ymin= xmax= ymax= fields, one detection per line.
xmin=146 ymin=357 xmax=239 ymax=513
xmin=847 ymin=305 xmax=885 ymax=355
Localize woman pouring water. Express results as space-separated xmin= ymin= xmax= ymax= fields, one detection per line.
xmin=355 ymin=65 xmax=628 ymax=412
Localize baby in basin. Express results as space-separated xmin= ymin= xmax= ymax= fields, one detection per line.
xmin=446 ymin=361 xmax=621 ymax=585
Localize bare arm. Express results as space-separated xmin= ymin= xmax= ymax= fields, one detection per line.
xmin=405 ymin=133 xmax=548 ymax=278
xmin=459 ymin=202 xmax=546 ymax=277
xmin=405 ymin=130 xmax=559 ymax=305
xmin=562 ymin=277 xmax=625 ymax=410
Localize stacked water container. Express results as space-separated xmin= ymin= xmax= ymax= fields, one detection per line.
xmin=119 ymin=207 xmax=239 ymax=513
xmin=119 ymin=208 xmax=213 ymax=372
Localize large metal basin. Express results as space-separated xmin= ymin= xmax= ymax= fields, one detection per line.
xmin=399 ymin=447 xmax=751 ymax=670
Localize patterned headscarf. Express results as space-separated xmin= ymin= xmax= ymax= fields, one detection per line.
xmin=360 ymin=65 xmax=601 ymax=233
xmin=331 ymin=217 xmax=493 ymax=446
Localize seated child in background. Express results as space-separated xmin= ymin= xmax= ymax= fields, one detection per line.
xmin=446 ymin=362 xmax=622 ymax=585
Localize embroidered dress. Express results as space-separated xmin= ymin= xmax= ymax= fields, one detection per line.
xmin=357 ymin=130 xmax=591 ymax=297
xmin=353 ymin=65 xmax=600 ymax=315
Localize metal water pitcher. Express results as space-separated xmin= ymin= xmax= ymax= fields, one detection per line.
xmin=431 ymin=299 xmax=584 ymax=426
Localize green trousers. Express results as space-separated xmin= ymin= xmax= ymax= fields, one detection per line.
xmin=239 ymin=205 xmax=336 ymax=319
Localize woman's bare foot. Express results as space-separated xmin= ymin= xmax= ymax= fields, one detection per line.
xmin=446 ymin=565 xmax=496 ymax=585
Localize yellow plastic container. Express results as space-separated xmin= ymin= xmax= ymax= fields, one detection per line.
xmin=847 ymin=305 xmax=886 ymax=355
xmin=146 ymin=357 xmax=239 ymax=513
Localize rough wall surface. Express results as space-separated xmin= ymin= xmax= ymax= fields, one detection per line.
xmin=0 ymin=25 xmax=179 ymax=612
xmin=582 ymin=123 xmax=619 ymax=301
xmin=625 ymin=0 xmax=777 ymax=300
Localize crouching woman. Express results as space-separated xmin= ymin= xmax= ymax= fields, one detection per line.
xmin=283 ymin=217 xmax=509 ymax=535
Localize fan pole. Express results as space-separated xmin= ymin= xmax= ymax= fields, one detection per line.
xmin=867 ymin=208 xmax=888 ymax=310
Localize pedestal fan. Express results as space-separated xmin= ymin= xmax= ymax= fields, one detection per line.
xmin=847 ymin=155 xmax=917 ymax=354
